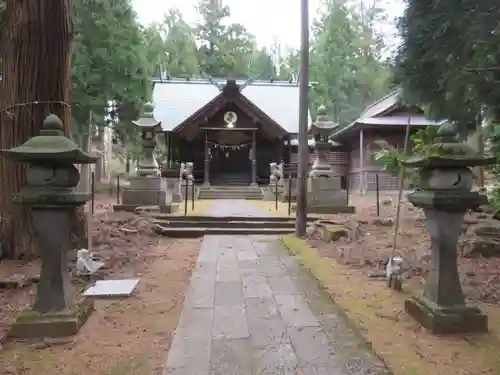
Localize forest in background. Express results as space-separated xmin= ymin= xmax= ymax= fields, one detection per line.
xmin=0 ymin=0 xmax=393 ymax=258
xmin=0 ymin=0 xmax=498 ymax=259
xmin=69 ymin=0 xmax=394 ymax=141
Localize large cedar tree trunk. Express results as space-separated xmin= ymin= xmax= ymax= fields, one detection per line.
xmin=0 ymin=0 xmax=84 ymax=259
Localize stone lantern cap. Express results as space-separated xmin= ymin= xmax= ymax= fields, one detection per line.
xmin=402 ymin=122 xmax=495 ymax=168
xmin=309 ymin=105 xmax=338 ymax=138
xmin=132 ymin=102 xmax=161 ymax=129
xmin=0 ymin=114 xmax=98 ymax=164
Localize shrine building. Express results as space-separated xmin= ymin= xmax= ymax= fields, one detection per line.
xmin=153 ymin=77 xmax=345 ymax=186
xmin=152 ymin=77 xmax=443 ymax=190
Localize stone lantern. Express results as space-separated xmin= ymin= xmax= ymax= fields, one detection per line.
xmin=133 ymin=101 xmax=161 ymax=176
xmin=310 ymin=105 xmax=337 ymax=174
xmin=1 ymin=114 xmax=97 ymax=338
xmin=402 ymin=122 xmax=494 ymax=334
xmin=305 ymin=105 xmax=354 ymax=214
xmin=116 ymin=102 xmax=177 ymax=213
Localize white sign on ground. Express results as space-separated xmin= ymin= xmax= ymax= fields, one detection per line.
xmin=83 ymin=279 xmax=140 ymax=298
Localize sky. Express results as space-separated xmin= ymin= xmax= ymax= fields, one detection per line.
xmin=131 ymin=0 xmax=404 ymax=52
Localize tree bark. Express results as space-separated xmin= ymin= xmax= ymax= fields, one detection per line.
xmin=0 ymin=0 xmax=75 ymax=259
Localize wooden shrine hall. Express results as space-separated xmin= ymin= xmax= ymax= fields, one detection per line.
xmin=151 ymin=78 xmax=446 ymax=191
xmin=152 ymin=77 xmax=325 ymax=186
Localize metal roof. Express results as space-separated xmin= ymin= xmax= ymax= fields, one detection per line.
xmin=357 ymin=116 xmax=446 ymax=126
xmin=359 ymin=90 xmax=401 ymax=118
xmin=330 ymin=90 xmax=445 ymax=141
xmin=152 ymin=78 xmax=311 ymax=134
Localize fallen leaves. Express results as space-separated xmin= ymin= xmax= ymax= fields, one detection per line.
xmin=0 ymin=194 xmax=201 ymax=375
xmin=309 ymin=195 xmax=500 ymax=305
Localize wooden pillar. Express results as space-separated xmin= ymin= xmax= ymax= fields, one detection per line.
xmin=359 ymin=128 xmax=365 ymax=194
xmin=251 ymin=130 xmax=257 ymax=186
xmin=172 ymin=133 xmax=179 ymax=164
xmin=170 ymin=132 xmax=176 ymax=164
xmin=287 ymin=135 xmax=292 ymax=165
xmin=204 ymin=131 xmax=210 ymax=186
xmin=278 ymin=136 xmax=284 ymax=163
xmin=164 ymin=131 xmax=170 ymax=167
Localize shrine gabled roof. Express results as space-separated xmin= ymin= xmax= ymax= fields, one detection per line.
xmin=152 ymin=78 xmax=311 ymax=134
xmin=358 ymin=90 xmax=402 ymax=118
xmin=330 ymin=90 xmax=446 ymax=142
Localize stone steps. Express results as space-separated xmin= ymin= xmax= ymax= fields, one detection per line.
xmin=210 ymin=180 xmax=251 ymax=186
xmin=149 ymin=214 xmax=316 ymax=238
xmin=150 ymin=215 xmax=317 ymax=222
xmin=197 ymin=186 xmax=263 ymax=200
xmin=203 ymin=185 xmax=259 ymax=190
xmin=152 ymin=219 xmax=296 ymax=229
xmin=211 ymin=173 xmax=251 ymax=186
xmin=198 ymin=194 xmax=263 ymax=200
xmin=152 ymin=225 xmax=294 ymax=238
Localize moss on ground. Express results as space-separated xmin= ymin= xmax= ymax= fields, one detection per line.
xmin=281 ymin=236 xmax=500 ymax=375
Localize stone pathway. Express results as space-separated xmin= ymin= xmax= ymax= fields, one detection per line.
xmin=205 ymin=199 xmax=271 ymax=217
xmin=163 ymin=200 xmax=389 ymax=375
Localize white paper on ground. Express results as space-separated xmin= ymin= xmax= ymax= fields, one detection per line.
xmin=83 ymin=279 xmax=140 ymax=297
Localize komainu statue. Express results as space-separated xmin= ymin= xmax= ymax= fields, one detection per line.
xmin=180 ymin=162 xmax=194 ymax=182
xmin=269 ymin=161 xmax=284 ymax=184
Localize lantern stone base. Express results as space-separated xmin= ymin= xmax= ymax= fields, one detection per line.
xmin=263 ymin=185 xmax=282 ymax=201
xmin=121 ymin=190 xmax=169 ymax=206
xmin=160 ymin=204 xmax=179 ymax=214
xmin=180 ymin=183 xmax=197 ymax=201
xmin=165 ymin=177 xmax=182 ymax=202
xmin=282 ymin=195 xmax=297 ymax=203
xmin=263 ymin=189 xmax=275 ymax=201
xmin=281 ymin=179 xmax=297 ymax=202
xmin=306 ymin=176 xmax=353 ymax=214
xmin=405 ymin=296 xmax=488 ymax=334
xmin=9 ymin=298 xmax=94 ymax=339
xmin=162 ymin=168 xmax=182 ymax=202
xmin=121 ymin=176 xmax=172 ymax=207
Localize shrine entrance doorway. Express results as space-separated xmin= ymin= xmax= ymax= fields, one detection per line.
xmin=210 ymin=144 xmax=252 ymax=185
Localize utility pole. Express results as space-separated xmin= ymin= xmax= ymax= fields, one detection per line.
xmin=295 ymin=0 xmax=309 ymax=237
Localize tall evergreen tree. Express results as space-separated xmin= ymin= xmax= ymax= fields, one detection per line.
xmin=277 ymin=47 xmax=300 ymax=81
xmin=0 ymin=0 xmax=74 ymax=258
xmin=310 ymin=0 xmax=391 ymax=123
xmin=162 ymin=9 xmax=200 ymax=77
xmin=142 ymin=23 xmax=168 ymax=77
xmin=195 ymin=0 xmax=254 ymax=78
xmin=395 ymin=0 xmax=500 ymax=129
xmin=142 ymin=9 xmax=200 ymax=79
xmin=71 ymin=0 xmax=151 ymax=145
xmin=248 ymin=46 xmax=277 ymax=79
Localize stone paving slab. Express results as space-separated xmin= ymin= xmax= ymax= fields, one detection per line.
xmin=212 ymin=305 xmax=249 ymax=339
xmin=163 ymin=200 xmax=389 ymax=375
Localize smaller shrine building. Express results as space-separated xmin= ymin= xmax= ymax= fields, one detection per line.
xmin=329 ymin=91 xmax=445 ymax=191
